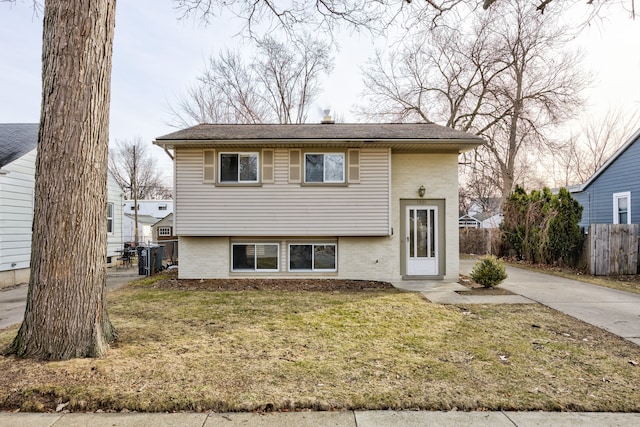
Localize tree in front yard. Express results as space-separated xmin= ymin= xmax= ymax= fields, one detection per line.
xmin=5 ymin=0 xmax=117 ymax=359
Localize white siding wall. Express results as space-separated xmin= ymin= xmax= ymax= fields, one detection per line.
xmin=177 ymin=151 xmax=461 ymax=281
xmin=123 ymin=200 xmax=173 ymax=218
xmin=0 ymin=149 xmax=36 ymax=286
xmin=174 ymin=148 xmax=390 ymax=236
xmin=0 ymin=155 xmax=126 ymax=284
xmin=106 ymin=173 xmax=124 ymax=262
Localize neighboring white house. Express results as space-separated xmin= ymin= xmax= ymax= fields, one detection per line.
xmin=123 ymin=200 xmax=173 ymax=219
xmin=122 ymin=213 xmax=157 ymax=244
xmin=459 ymin=198 xmax=503 ymax=229
xmin=0 ymin=123 xmax=125 ymax=288
xmin=154 ymin=122 xmax=483 ymax=282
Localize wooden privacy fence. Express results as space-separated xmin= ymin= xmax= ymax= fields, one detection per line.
xmin=587 ymin=224 xmax=639 ymax=275
xmin=459 ymin=228 xmax=501 ymax=255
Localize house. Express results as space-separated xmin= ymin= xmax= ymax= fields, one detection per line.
xmin=123 ymin=213 xmax=157 ymax=243
xmin=153 ymin=123 xmax=483 ymax=282
xmin=123 ymin=200 xmax=173 ymax=219
xmin=458 ymin=197 xmax=503 ymax=229
xmin=152 ymin=213 xmax=178 ymax=264
xmin=0 ymin=123 xmax=125 ymax=288
xmin=569 ymin=127 xmax=640 ymax=228
xmin=458 ymin=214 xmax=481 ymax=228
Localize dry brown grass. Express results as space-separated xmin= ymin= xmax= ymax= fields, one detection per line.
xmin=1 ymin=276 xmax=640 ymax=413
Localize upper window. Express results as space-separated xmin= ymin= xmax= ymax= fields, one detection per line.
xmin=220 ymin=153 xmax=258 ymax=183
xmin=304 ymin=153 xmax=345 ymax=183
xmin=289 ymin=243 xmax=337 ymax=271
xmin=158 ymin=204 xmax=167 ymax=211
xmin=158 ymin=226 xmax=171 ymax=237
xmin=106 ymin=203 xmax=114 ymax=234
xmin=232 ymin=243 xmax=279 ymax=272
xmin=613 ymin=192 xmax=631 ymax=225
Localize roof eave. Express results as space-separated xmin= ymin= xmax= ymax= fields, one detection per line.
xmin=153 ymin=138 xmax=483 ymax=153
xmin=578 ymin=126 xmax=640 ymax=190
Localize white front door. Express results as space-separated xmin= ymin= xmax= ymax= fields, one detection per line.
xmin=406 ymin=205 xmax=438 ymax=276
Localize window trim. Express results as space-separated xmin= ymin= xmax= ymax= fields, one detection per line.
xmin=303 ymin=152 xmax=346 ymax=184
xmin=231 ymin=243 xmax=280 ymax=272
xmin=288 ymin=243 xmax=338 ymax=272
xmin=158 ymin=226 xmax=171 ymax=237
xmin=106 ymin=202 xmax=114 ymax=234
xmin=218 ymin=152 xmax=260 ymax=184
xmin=613 ymin=191 xmax=631 ymax=225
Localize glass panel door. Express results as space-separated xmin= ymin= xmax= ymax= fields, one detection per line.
xmin=406 ymin=206 xmax=438 ymax=276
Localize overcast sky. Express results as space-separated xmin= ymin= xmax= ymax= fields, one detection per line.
xmin=1 ymin=1 xmax=639 ymax=176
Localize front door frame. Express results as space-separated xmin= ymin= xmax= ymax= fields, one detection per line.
xmin=400 ymin=199 xmax=446 ymax=280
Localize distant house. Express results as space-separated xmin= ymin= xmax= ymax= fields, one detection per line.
xmin=123 ymin=213 xmax=157 ymax=243
xmin=152 ymin=213 xmax=178 ymax=264
xmin=154 ymin=122 xmax=483 ymax=282
xmin=0 ymin=123 xmax=124 ymax=288
xmin=459 ymin=198 xmax=503 ymax=229
xmin=569 ymin=128 xmax=640 ymax=227
xmin=152 ymin=213 xmax=175 ymax=242
xmin=458 ymin=214 xmax=481 ymax=228
xmin=123 ymin=200 xmax=173 ymax=219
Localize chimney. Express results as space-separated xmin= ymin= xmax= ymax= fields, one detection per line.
xmin=321 ymin=109 xmax=334 ymax=124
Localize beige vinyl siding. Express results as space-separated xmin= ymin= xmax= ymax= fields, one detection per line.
xmin=174 ymin=147 xmax=390 ymax=236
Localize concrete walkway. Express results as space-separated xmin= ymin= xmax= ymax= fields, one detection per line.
xmin=0 ymin=267 xmax=139 ymax=330
xmin=1 ymin=410 xmax=640 ymax=427
xmin=459 ymin=259 xmax=640 ymax=346
xmin=394 ymin=276 xmax=535 ymax=305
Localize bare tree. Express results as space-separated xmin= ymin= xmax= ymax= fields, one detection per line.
xmin=553 ymin=107 xmax=640 ymax=186
xmin=109 ymin=138 xmax=172 ymax=200
xmin=359 ymin=0 xmax=589 ymax=201
xmin=171 ymin=34 xmax=334 ymax=126
xmin=5 ymin=0 xmax=117 ymax=360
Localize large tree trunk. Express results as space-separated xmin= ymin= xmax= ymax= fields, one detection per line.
xmin=5 ymin=0 xmax=117 ymax=360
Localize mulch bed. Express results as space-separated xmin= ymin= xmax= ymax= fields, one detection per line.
xmin=151 ymin=272 xmax=395 ymax=292
xmin=456 ymin=274 xmax=514 ymax=296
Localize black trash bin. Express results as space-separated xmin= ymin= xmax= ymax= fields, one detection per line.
xmin=137 ymin=246 xmax=146 ymax=275
xmin=137 ymin=245 xmax=165 ymax=276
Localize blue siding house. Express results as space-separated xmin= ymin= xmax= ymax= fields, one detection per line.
xmin=569 ymin=128 xmax=640 ymax=228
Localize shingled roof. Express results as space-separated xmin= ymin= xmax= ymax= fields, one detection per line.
xmin=0 ymin=123 xmax=38 ymax=168
xmin=154 ymin=123 xmax=484 ymax=153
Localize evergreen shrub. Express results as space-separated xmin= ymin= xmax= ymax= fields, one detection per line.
xmin=470 ymin=256 xmax=508 ymax=288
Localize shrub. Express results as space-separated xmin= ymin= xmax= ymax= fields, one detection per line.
xmin=501 ymin=186 xmax=583 ymax=266
xmin=470 ymin=256 xmax=508 ymax=288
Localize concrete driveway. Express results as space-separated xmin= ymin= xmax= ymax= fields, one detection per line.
xmin=0 ymin=269 xmax=138 ymax=331
xmin=460 ymin=259 xmax=640 ymax=346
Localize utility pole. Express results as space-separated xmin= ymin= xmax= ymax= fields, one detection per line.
xmin=132 ymin=145 xmax=139 ymax=245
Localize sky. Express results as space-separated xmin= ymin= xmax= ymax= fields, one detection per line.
xmin=1 ymin=1 xmax=640 ymax=179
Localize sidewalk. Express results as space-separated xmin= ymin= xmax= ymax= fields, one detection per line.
xmin=1 ymin=410 xmax=640 ymax=427
xmin=459 ymin=259 xmax=640 ymax=346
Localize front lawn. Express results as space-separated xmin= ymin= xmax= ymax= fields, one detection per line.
xmin=1 ymin=275 xmax=639 ymax=412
